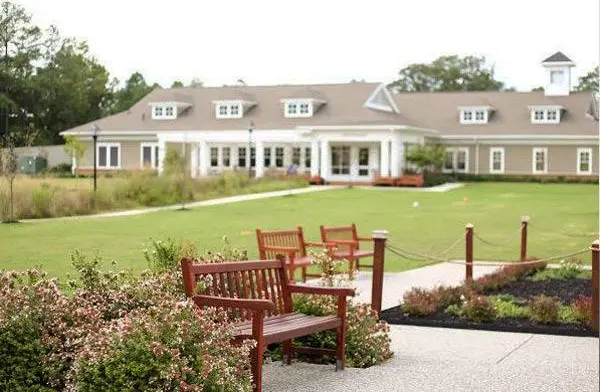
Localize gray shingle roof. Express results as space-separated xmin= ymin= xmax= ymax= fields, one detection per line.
xmin=542 ymin=52 xmax=573 ymax=63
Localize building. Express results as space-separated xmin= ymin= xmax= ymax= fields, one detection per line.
xmin=60 ymin=52 xmax=599 ymax=183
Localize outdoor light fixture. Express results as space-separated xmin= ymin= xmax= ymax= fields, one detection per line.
xmin=248 ymin=122 xmax=254 ymax=178
xmin=91 ymin=123 xmax=99 ymax=192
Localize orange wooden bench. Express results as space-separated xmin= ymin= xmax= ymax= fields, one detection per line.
xmin=181 ymin=256 xmax=355 ymax=392
xmin=320 ymin=223 xmax=374 ymax=275
xmin=256 ymin=226 xmax=334 ymax=282
xmin=396 ymin=174 xmax=424 ymax=187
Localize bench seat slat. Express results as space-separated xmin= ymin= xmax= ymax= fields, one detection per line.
xmin=235 ymin=313 xmax=341 ymax=344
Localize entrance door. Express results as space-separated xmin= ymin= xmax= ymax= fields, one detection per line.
xmin=358 ymin=147 xmax=370 ymax=177
xmin=331 ymin=146 xmax=350 ymax=175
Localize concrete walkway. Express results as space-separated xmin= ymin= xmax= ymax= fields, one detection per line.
xmin=23 ymin=185 xmax=342 ymax=222
xmin=263 ymin=262 xmax=599 ymax=392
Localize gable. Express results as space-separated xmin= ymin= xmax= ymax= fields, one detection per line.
xmin=363 ymin=83 xmax=399 ymax=113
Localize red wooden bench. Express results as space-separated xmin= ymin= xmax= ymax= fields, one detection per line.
xmin=181 ymin=256 xmax=355 ymax=392
xmin=396 ymin=174 xmax=424 ymax=187
xmin=320 ymin=223 xmax=374 ymax=275
xmin=256 ymin=226 xmax=334 ymax=282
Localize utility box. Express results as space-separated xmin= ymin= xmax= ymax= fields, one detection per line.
xmin=19 ymin=155 xmax=48 ymax=175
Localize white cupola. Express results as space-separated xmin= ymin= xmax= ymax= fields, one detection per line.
xmin=541 ymin=51 xmax=575 ymax=96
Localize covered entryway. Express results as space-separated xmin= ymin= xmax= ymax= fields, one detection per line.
xmin=328 ymin=144 xmax=378 ymax=182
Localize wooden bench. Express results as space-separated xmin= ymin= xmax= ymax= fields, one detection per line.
xmin=320 ymin=223 xmax=374 ymax=275
xmin=396 ymin=174 xmax=424 ymax=187
xmin=256 ymin=226 xmax=333 ymax=282
xmin=181 ymin=256 xmax=355 ymax=392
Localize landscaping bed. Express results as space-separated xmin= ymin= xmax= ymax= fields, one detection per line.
xmin=381 ymin=260 xmax=597 ymax=337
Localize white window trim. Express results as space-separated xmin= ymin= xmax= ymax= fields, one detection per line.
xmin=443 ymin=147 xmax=469 ymax=173
xmin=140 ymin=142 xmax=159 ymax=169
xmin=460 ymin=109 xmax=488 ymax=124
xmin=284 ymin=100 xmax=313 ymax=118
xmin=530 ymin=107 xmax=561 ymax=124
xmin=577 ymin=148 xmax=593 ymax=175
xmin=97 ymin=142 xmax=121 ymax=169
xmin=489 ymin=147 xmax=505 ymax=174
xmin=152 ymin=104 xmax=177 ymax=120
xmin=214 ymin=100 xmax=244 ymax=119
xmin=532 ymin=147 xmax=548 ymax=174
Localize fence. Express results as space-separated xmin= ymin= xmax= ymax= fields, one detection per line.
xmin=377 ymin=218 xmax=599 ymax=331
xmin=5 ymin=145 xmax=71 ymax=169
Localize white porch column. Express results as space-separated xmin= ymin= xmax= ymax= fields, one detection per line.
xmin=390 ymin=137 xmax=400 ymax=178
xmin=190 ymin=143 xmax=198 ymax=178
xmin=310 ymin=139 xmax=319 ymax=177
xmin=398 ymin=141 xmax=405 ymax=176
xmin=380 ymin=139 xmax=390 ymax=177
xmin=198 ymin=141 xmax=208 ymax=176
xmin=255 ymin=140 xmax=265 ymax=178
xmin=157 ymin=138 xmax=166 ymax=175
xmin=319 ymin=139 xmax=329 ymax=179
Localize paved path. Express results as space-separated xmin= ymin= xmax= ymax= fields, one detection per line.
xmin=263 ymin=262 xmax=599 ymax=391
xmin=23 ymin=185 xmax=342 ymax=222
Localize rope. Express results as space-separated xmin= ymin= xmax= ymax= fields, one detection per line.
xmin=473 ymin=227 xmax=522 ymax=247
xmin=444 ymin=247 xmax=589 ymax=267
xmin=386 ymin=233 xmax=464 ymax=262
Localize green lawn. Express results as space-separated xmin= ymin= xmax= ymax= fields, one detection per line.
xmin=0 ymin=183 xmax=597 ymax=279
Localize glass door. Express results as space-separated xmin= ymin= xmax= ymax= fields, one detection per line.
xmin=358 ymin=147 xmax=369 ymax=176
xmin=331 ymin=146 xmax=350 ymax=175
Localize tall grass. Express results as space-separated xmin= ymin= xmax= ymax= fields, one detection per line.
xmin=0 ymin=171 xmax=307 ymax=220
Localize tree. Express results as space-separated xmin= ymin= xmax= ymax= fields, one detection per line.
xmin=107 ymin=72 xmax=160 ymax=114
xmin=0 ymin=130 xmax=33 ymax=222
xmin=170 ymin=80 xmax=184 ymax=88
xmin=531 ymin=86 xmax=544 ymax=92
xmin=188 ymin=77 xmax=203 ymax=88
xmin=388 ymin=55 xmax=505 ymax=92
xmin=63 ymin=135 xmax=85 ymax=175
xmin=405 ymin=144 xmax=446 ymax=173
xmin=575 ymin=66 xmax=599 ymax=92
xmin=164 ymin=145 xmax=192 ymax=210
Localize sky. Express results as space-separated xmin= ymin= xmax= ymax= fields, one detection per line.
xmin=18 ymin=0 xmax=600 ymax=91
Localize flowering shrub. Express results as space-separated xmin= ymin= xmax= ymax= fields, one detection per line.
xmin=291 ymin=294 xmax=393 ymax=368
xmin=471 ymin=261 xmax=546 ymax=293
xmin=143 ymin=237 xmax=183 ymax=273
xmin=528 ymin=295 xmax=560 ymax=324
xmin=309 ymin=247 xmax=348 ymax=287
xmin=571 ymin=296 xmax=593 ymax=327
xmin=463 ymin=296 xmax=496 ymax=323
xmin=402 ymin=288 xmax=437 ymax=316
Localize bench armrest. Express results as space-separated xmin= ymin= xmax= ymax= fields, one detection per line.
xmin=261 ymin=245 xmax=298 ymax=253
xmin=287 ymin=284 xmax=355 ymax=297
xmin=325 ymin=239 xmax=358 ymax=246
xmin=193 ymin=294 xmax=275 ymax=312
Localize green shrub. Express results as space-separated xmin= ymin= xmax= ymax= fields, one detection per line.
xmin=490 ymin=295 xmax=529 ymax=319
xmin=558 ymin=305 xmax=579 ymax=324
xmin=571 ymin=296 xmax=593 ymax=327
xmin=31 ymin=184 xmax=54 ymax=218
xmin=528 ymin=295 xmax=560 ymax=324
xmin=530 ymin=258 xmax=583 ymax=281
xmin=402 ymin=287 xmax=437 ymax=316
xmin=291 ymin=294 xmax=393 ymax=368
xmin=445 ymin=304 xmax=463 ymax=317
xmin=143 ymin=237 xmax=181 ymax=273
xmin=431 ymin=285 xmax=463 ymax=309
xmin=463 ymin=296 xmax=496 ymax=323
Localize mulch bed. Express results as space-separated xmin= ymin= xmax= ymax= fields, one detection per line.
xmin=381 ymin=278 xmax=598 ymax=337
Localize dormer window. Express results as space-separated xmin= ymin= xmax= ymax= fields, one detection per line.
xmin=459 ymin=107 xmax=491 ymax=124
xmin=284 ymin=100 xmax=313 ymax=117
xmin=529 ymin=105 xmax=562 ymax=124
xmin=213 ymin=99 xmax=255 ymax=119
xmin=165 ymin=106 xmax=174 ymax=117
xmin=230 ymin=104 xmax=240 ymax=116
xmin=218 ymin=105 xmax=228 ymax=116
xmin=154 ymin=106 xmax=163 ymax=117
xmin=152 ymin=104 xmax=177 ymax=120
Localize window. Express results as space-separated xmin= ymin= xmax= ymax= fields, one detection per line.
xmin=210 ymin=147 xmax=219 ymax=167
xmin=474 ymin=110 xmax=485 ymax=121
xmin=462 ymin=111 xmax=473 ymax=122
xmin=532 ymin=148 xmax=548 ymax=174
xmin=250 ymin=147 xmax=256 ymax=168
xmin=531 ymin=107 xmax=561 ymax=124
xmin=292 ymin=148 xmax=301 ymax=166
xmin=238 ymin=147 xmax=247 ymax=167
xmin=331 ymin=146 xmax=350 ymax=175
xmin=443 ymin=148 xmax=468 ymax=173
xmin=218 ymin=105 xmax=228 ymax=116
xmin=215 ymin=102 xmax=243 ymax=119
xmin=550 ymin=70 xmax=564 ymax=84
xmin=230 ymin=105 xmax=239 ymax=116
xmin=358 ymin=148 xmax=369 ymax=176
xmin=152 ymin=105 xmax=177 ymax=119
xmin=275 ymin=147 xmax=284 ymax=167
xmin=460 ymin=109 xmax=488 ymax=124
xmin=97 ymin=143 xmax=120 ymax=168
xmin=284 ymin=100 xmax=313 ymax=117
xmin=577 ymin=148 xmax=592 ymax=175
xmin=489 ymin=147 xmax=505 ymax=174
xmin=264 ymin=147 xmax=271 ymax=167
xmin=222 ymin=147 xmax=231 ymax=167
xmin=304 ymin=147 xmax=311 ymax=168
xmin=141 ymin=143 xmax=159 ymax=169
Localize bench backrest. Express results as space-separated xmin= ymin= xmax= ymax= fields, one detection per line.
xmin=320 ymin=223 xmax=359 ymax=253
xmin=181 ymin=257 xmax=292 ymax=318
xmin=256 ymin=227 xmax=307 ymax=259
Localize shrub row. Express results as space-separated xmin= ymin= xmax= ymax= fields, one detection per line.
xmin=423 ymin=172 xmax=599 ymax=186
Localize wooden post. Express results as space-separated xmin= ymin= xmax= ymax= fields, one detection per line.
xmin=592 ymin=240 xmax=599 ymax=331
xmin=465 ymin=224 xmax=474 ymax=283
xmin=371 ymin=229 xmax=388 ymax=317
xmin=520 ymin=216 xmax=529 ymax=262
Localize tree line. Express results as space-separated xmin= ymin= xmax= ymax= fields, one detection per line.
xmin=1 ymin=1 xmax=598 ymax=147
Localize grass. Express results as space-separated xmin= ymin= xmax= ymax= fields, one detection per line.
xmin=0 ymin=182 xmax=597 ymax=279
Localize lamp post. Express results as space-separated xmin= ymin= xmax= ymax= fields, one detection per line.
xmin=248 ymin=122 xmax=254 ymax=178
xmin=92 ymin=124 xmax=99 ymax=192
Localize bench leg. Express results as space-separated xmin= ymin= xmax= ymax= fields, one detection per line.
xmin=251 ymin=314 xmax=265 ymax=392
xmin=282 ymin=340 xmax=293 ymax=365
xmin=301 ymin=267 xmax=307 ymax=283
xmin=335 ymin=325 xmax=346 ymax=371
